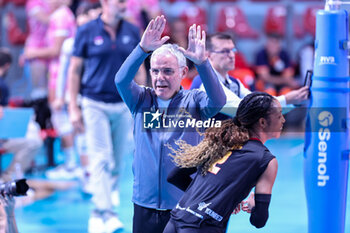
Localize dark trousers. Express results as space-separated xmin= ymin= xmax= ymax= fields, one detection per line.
xmin=133 ymin=203 xmax=171 ymax=233
xmin=163 ymin=218 xmax=226 ymax=233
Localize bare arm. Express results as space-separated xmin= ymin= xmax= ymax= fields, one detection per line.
xmin=283 ymin=86 xmax=309 ymax=105
xmin=68 ymin=56 xmax=84 ymax=132
xmin=243 ymin=158 xmax=278 ymax=228
xmin=33 ymin=11 xmax=49 ymax=24
xmin=255 ymin=158 xmax=278 ymax=194
xmin=24 ymin=36 xmax=66 ymax=59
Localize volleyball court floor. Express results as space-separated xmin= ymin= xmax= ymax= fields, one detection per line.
xmin=8 ymin=135 xmax=350 ymax=233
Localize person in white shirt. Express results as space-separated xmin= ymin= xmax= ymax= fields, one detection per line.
xmin=190 ymin=33 xmax=309 ymax=117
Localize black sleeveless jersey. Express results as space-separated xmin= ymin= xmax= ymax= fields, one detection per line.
xmin=170 ymin=139 xmax=275 ymax=229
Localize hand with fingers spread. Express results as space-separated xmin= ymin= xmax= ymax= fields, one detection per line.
xmin=178 ymin=24 xmax=207 ymax=65
xmin=140 ymin=15 xmax=170 ymax=53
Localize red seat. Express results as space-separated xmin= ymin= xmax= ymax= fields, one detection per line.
xmin=12 ymin=0 xmax=27 ymax=6
xmin=216 ymin=6 xmax=259 ymax=39
xmin=180 ymin=5 xmax=207 ymax=32
xmin=209 ymin=0 xmax=237 ymax=2
xmin=0 ymin=0 xmax=9 ymax=7
xmin=8 ymin=97 xmax=24 ymax=108
xmin=304 ymin=6 xmax=323 ymax=36
xmin=264 ymin=6 xmax=287 ymax=37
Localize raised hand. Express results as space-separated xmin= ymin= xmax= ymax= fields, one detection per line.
xmin=178 ymin=24 xmax=207 ymax=65
xmin=139 ymin=15 xmax=170 ymax=53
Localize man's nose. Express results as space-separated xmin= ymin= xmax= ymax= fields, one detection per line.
xmin=157 ymin=74 xmax=166 ymax=81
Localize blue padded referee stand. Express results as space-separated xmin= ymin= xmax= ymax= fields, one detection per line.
xmin=304 ymin=2 xmax=349 ymax=233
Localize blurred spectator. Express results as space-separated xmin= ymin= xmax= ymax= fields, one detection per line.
xmin=50 ymin=1 xmax=101 ymax=188
xmin=24 ymin=0 xmax=76 ymax=104
xmin=297 ymin=40 xmax=314 ymax=86
xmin=126 ymin=0 xmax=160 ymax=30
xmin=255 ymin=33 xmax=298 ymax=96
xmin=0 ymin=49 xmax=42 ymax=184
xmin=24 ymin=0 xmax=78 ymax=180
xmin=67 ymin=0 xmax=142 ymax=232
xmin=23 ymin=0 xmax=50 ymax=100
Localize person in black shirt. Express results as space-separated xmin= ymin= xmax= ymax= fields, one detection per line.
xmin=164 ymin=92 xmax=283 ymax=233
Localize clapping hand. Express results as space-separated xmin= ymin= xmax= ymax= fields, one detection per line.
xmin=178 ymin=24 xmax=207 ymax=65
xmin=140 ymin=15 xmax=170 ymax=53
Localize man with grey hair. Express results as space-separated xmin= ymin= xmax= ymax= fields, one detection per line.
xmin=115 ymin=15 xmax=226 ymax=233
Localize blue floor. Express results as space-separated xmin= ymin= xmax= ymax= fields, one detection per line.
xmin=14 ymin=136 xmax=350 ymax=233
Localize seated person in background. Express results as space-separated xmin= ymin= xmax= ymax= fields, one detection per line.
xmin=164 ymin=92 xmax=281 ymax=233
xmin=255 ymin=33 xmax=299 ymax=96
xmin=228 ymin=51 xmax=255 ymax=91
xmin=126 ymin=0 xmax=161 ymax=30
xmin=0 ymin=49 xmax=42 ymax=183
xmin=191 ymin=33 xmax=309 ymax=118
xmin=297 ymin=40 xmax=314 ymax=86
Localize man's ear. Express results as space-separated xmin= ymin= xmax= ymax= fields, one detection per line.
xmin=180 ymin=66 xmax=189 ymax=79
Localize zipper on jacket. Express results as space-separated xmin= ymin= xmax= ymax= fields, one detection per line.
xmin=157 ymin=95 xmax=177 ymax=209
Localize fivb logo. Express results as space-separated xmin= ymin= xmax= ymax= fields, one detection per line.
xmin=319 ymin=56 xmax=336 ymax=65
xmin=317 ymin=111 xmax=333 ymax=187
xmin=143 ymin=110 xmax=162 ymax=129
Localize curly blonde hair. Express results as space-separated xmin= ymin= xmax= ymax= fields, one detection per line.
xmin=168 ymin=119 xmax=249 ymax=175
xmin=168 ymin=92 xmax=275 ymax=175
